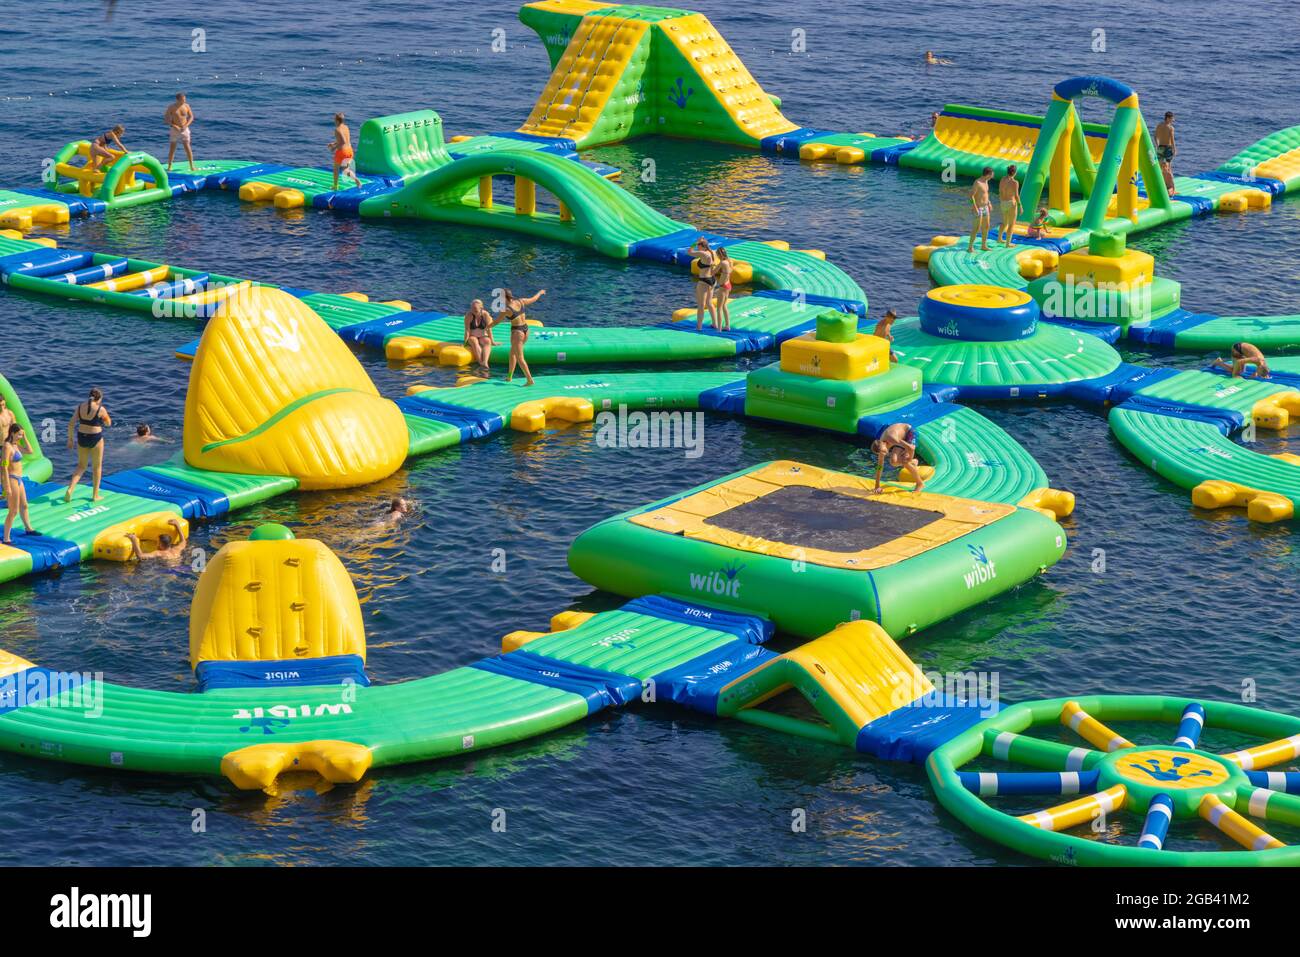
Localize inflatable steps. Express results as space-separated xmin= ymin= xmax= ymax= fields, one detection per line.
xmin=1215 ymin=125 xmax=1300 ymax=194
xmin=714 ymin=619 xmax=992 ymax=761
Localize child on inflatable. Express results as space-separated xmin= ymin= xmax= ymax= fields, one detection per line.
xmin=1026 ymin=205 xmax=1050 ymax=239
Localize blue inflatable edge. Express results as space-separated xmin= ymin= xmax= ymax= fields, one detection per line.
xmin=1043 ymin=317 xmax=1121 ymax=343
xmin=1124 ymin=308 xmax=1218 ymax=347
xmin=856 ymin=695 xmax=999 ymax=763
xmin=1113 ymin=393 xmax=1242 ymax=435
xmin=857 ymin=396 xmax=960 ymax=437
xmin=0 ymin=531 xmax=82 ymax=574
xmin=1194 ymin=170 xmax=1286 ymax=196
xmin=337 ymin=309 xmax=454 ymax=349
xmin=624 ymin=594 xmax=774 ymax=646
xmin=196 ymin=655 xmax=369 ymax=693
xmin=650 ymin=640 xmax=777 ymax=716
xmin=100 ymin=467 xmax=231 ymax=521
xmin=395 ymin=395 xmax=505 ymax=442
xmin=471 ymin=650 xmax=642 ymax=715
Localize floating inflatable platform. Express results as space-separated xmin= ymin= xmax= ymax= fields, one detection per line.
xmin=568 ymin=460 xmax=1066 ymax=639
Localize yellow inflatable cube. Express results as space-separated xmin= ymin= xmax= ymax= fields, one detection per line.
xmin=1057 ymin=247 xmax=1154 ymax=288
xmin=780 ymin=332 xmax=890 ymax=381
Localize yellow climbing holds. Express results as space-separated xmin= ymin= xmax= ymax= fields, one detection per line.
xmin=1017 ymin=487 xmax=1075 ymax=520
xmin=189 ymin=536 xmax=367 ymax=667
xmin=1251 ymin=392 xmax=1300 ymax=430
xmin=510 ymin=395 xmax=593 ymax=432
xmin=1192 ymin=481 xmax=1294 ymax=523
xmin=221 ymin=740 xmax=373 ymax=790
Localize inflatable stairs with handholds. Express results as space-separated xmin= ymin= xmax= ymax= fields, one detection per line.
xmin=183 ymin=285 xmax=409 ymax=489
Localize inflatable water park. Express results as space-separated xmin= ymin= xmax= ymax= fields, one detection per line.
xmin=3 ymin=1 xmax=1300 ymax=879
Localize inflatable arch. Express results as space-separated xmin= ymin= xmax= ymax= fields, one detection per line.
xmin=361 ymin=148 xmax=685 ymax=258
xmin=1019 ymin=76 xmax=1174 ymax=233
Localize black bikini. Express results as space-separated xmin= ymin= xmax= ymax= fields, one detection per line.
xmin=77 ymin=401 xmax=104 ymax=449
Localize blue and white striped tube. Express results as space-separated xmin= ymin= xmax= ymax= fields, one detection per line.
xmin=52 ymin=258 xmax=131 ymax=285
xmin=1172 ymin=702 xmax=1206 ymax=749
xmin=1137 ymin=793 xmax=1175 ymax=850
xmin=1244 ymin=770 xmax=1300 ymax=793
xmin=958 ymin=769 xmax=1100 ymax=797
xmin=132 ymin=274 xmax=209 ymax=300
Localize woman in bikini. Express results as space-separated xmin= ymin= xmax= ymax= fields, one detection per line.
xmin=66 ymin=387 xmax=112 ymax=504
xmin=689 ymin=238 xmax=718 ymax=332
xmin=464 ymin=298 xmax=495 ymax=376
xmin=1213 ymin=342 xmax=1271 ymax=380
xmin=494 ymin=288 xmax=545 ymax=386
xmin=88 ymin=125 xmax=127 ymax=171
xmin=712 ymin=248 xmax=734 ymax=332
xmin=3 ymin=424 xmax=39 ymax=543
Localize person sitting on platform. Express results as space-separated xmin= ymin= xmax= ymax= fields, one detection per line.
xmin=873 ymin=308 xmax=899 ymax=362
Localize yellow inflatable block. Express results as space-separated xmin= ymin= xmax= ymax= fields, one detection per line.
xmin=339 ymin=291 xmax=370 ymax=302
xmin=1217 ymin=189 xmax=1271 ymax=213
xmin=380 ymin=299 xmax=412 ymax=311
xmin=510 ymin=395 xmax=593 ymax=432
xmin=0 ymin=203 xmax=69 ymax=231
xmin=759 ymin=240 xmax=790 ymax=251
xmin=272 ymin=188 xmax=306 ymax=209
xmin=385 ymin=336 xmax=427 ymax=360
xmin=1271 ymin=452 xmax=1300 ymax=467
xmin=835 ymin=147 xmax=865 ymax=164
xmin=780 ymin=331 xmax=889 ymax=381
xmin=190 ymin=537 xmax=366 ymax=666
xmin=183 ymin=286 xmax=407 ymax=489
xmin=1017 ymin=487 xmax=1075 ymax=520
xmin=238 ymin=181 xmax=277 ymax=202
xmin=0 ymin=648 xmax=37 ymax=680
xmin=0 ymin=228 xmax=23 ymax=240
xmin=501 ymin=610 xmax=597 ymax=652
xmin=1252 ymin=392 xmax=1300 ymax=430
xmin=799 ymin=143 xmax=832 ymax=161
xmin=93 ymin=512 xmax=188 ymax=562
xmin=1057 ymin=247 xmax=1153 ymax=287
xmin=222 ymin=740 xmax=373 ymax=790
xmin=798 ymin=248 xmax=826 ymax=260
xmin=29 ymin=237 xmax=58 ymax=248
xmin=550 ymin=610 xmax=595 ymax=631
xmin=1193 ymin=480 xmax=1294 ymax=523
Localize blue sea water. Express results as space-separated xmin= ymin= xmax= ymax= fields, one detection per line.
xmin=1 ymin=0 xmax=1299 ymax=866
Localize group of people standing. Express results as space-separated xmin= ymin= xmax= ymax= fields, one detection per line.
xmin=462 ymin=289 xmax=547 ymax=385
xmin=688 ymin=238 xmax=735 ymax=332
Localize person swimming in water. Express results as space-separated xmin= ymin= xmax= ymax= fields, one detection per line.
xmin=967 ymin=167 xmax=994 ymax=253
xmin=66 ymin=387 xmax=111 ymax=503
xmin=923 ymin=50 xmax=953 ymax=65
xmin=712 ymin=248 xmax=734 ymax=332
xmin=870 ymin=423 xmax=925 ymax=493
xmin=131 ymin=423 xmax=166 ymax=445
xmin=3 ymin=424 xmax=40 ymax=543
xmin=125 ymin=518 xmax=187 ymax=563
xmin=873 ymin=308 xmax=899 ymax=362
xmin=330 ymin=112 xmax=362 ymax=191
xmin=1212 ymin=342 xmax=1271 ymax=379
xmin=464 ymin=299 xmax=495 ymax=376
xmin=493 ymin=288 xmax=545 ymax=386
xmin=688 ymin=237 xmax=719 ymax=332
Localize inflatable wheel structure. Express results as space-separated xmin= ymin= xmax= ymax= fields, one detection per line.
xmin=928 ymin=694 xmax=1300 ymax=865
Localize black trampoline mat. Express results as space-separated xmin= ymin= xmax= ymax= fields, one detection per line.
xmin=702 ymin=485 xmax=947 ymax=553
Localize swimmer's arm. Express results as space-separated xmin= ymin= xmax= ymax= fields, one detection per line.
xmin=126 ymin=533 xmax=144 ymax=561
xmin=170 ymin=519 xmax=186 ymax=544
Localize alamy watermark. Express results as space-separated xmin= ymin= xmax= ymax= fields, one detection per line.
xmin=594 ymin=404 xmax=705 ymax=459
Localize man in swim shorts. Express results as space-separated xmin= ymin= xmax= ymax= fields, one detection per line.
xmin=164 ymin=92 xmax=195 ymax=172
xmin=967 ymin=167 xmax=994 ymax=253
xmin=997 ymin=165 xmax=1022 ymax=247
xmin=1155 ymin=112 xmax=1176 ymax=193
xmin=126 ymin=518 xmax=187 ymax=563
xmin=870 ymin=423 xmax=925 ymax=493
xmin=1213 ymin=342 xmax=1271 ymax=379
xmin=330 ymin=112 xmax=362 ymax=191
